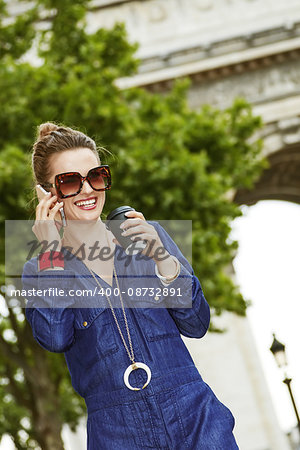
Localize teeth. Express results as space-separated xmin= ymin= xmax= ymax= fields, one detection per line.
xmin=75 ymin=199 xmax=96 ymax=207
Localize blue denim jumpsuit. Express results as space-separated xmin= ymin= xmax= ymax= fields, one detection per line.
xmin=22 ymin=221 xmax=239 ymax=450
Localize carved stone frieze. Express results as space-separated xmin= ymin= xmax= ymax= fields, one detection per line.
xmin=187 ymin=58 xmax=300 ymax=110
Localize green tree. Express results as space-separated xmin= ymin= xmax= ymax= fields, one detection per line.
xmin=0 ymin=0 xmax=268 ymax=448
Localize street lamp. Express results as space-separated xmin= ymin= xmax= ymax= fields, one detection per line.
xmin=270 ymin=333 xmax=300 ymax=438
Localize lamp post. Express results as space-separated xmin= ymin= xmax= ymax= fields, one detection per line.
xmin=270 ymin=334 xmax=300 ymax=439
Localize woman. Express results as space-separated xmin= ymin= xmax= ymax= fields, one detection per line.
xmin=22 ymin=122 xmax=239 ymax=449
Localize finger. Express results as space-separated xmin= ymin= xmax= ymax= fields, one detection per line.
xmin=36 ymin=202 xmax=48 ymax=220
xmin=32 ymin=223 xmax=37 ymax=235
xmin=129 ymin=233 xmax=151 ymax=242
xmin=35 ymin=205 xmax=42 ymax=221
xmin=129 ymin=235 xmax=151 ymax=254
xmin=36 ymin=192 xmax=51 ymax=218
xmin=46 ymin=194 xmax=59 ymax=207
xmin=121 ymin=217 xmax=146 ymax=230
xmin=124 ymin=210 xmax=145 ymax=221
xmin=130 ymin=229 xmax=162 ymax=244
xmin=40 ymin=195 xmax=58 ymax=219
xmin=48 ymin=201 xmax=64 ymax=219
xmin=36 ymin=191 xmax=51 ymax=206
xmin=130 ymin=234 xmax=166 ymax=258
xmin=37 ymin=191 xmax=55 ymax=210
xmin=121 ymin=222 xmax=155 ymax=236
xmin=121 ymin=224 xmax=149 ymax=237
xmin=112 ymin=238 xmax=121 ymax=246
xmin=37 ymin=193 xmax=56 ymax=211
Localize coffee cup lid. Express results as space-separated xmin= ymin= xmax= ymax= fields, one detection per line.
xmin=106 ymin=206 xmax=134 ymax=222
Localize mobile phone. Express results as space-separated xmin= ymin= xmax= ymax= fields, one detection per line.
xmin=36 ymin=184 xmax=66 ymax=227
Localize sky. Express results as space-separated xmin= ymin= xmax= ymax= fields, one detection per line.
xmin=1 ymin=199 xmax=300 ymax=448
xmin=231 ymin=199 xmax=300 ymax=433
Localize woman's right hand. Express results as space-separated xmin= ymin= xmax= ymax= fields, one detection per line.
xmin=32 ymin=193 xmax=63 ymax=252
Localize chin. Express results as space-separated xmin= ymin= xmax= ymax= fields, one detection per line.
xmin=78 ymin=210 xmax=101 ymax=221
xmin=64 ymin=209 xmax=100 ymax=222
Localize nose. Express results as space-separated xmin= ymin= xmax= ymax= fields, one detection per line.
xmin=81 ymin=178 xmax=94 ymax=195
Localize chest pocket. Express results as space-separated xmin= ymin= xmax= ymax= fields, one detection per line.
xmin=73 ymin=308 xmax=119 ymax=368
xmin=134 ymin=296 xmax=180 ymax=342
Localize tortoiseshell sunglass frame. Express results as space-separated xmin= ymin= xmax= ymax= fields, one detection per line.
xmin=41 ymin=165 xmax=111 ymax=199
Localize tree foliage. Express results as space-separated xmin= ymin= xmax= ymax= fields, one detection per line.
xmin=0 ymin=0 xmax=268 ymax=447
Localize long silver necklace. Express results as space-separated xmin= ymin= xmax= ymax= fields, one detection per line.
xmin=87 ymin=238 xmax=152 ymax=391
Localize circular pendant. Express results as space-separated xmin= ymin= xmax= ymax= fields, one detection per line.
xmin=123 ymin=362 xmax=152 ymax=391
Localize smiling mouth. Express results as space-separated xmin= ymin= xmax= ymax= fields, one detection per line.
xmin=74 ymin=197 xmax=98 ymax=210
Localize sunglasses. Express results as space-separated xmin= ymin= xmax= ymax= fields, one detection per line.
xmin=41 ymin=165 xmax=111 ymax=199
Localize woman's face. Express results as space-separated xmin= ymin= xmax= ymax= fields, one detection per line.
xmin=48 ymin=147 xmax=106 ymax=221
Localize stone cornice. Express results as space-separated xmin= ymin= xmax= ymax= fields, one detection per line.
xmin=116 ymin=35 xmax=300 ymax=90
xmin=137 ymin=21 xmax=300 ymax=70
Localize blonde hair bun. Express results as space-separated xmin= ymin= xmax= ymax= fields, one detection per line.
xmin=38 ymin=122 xmax=59 ymax=139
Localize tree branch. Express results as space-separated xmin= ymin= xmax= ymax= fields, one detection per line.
xmin=0 ymin=335 xmax=36 ymax=384
xmin=5 ymin=364 xmax=32 ymax=411
xmin=7 ymin=307 xmax=28 ymax=356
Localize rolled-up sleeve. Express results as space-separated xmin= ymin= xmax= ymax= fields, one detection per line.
xmin=22 ymin=259 xmax=76 ymax=353
xmin=153 ymin=222 xmax=210 ymax=339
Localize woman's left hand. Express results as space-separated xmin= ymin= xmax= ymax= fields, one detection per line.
xmin=113 ymin=210 xmax=167 ymax=261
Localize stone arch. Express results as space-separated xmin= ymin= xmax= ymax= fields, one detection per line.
xmin=234 ymin=116 xmax=300 ymax=205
